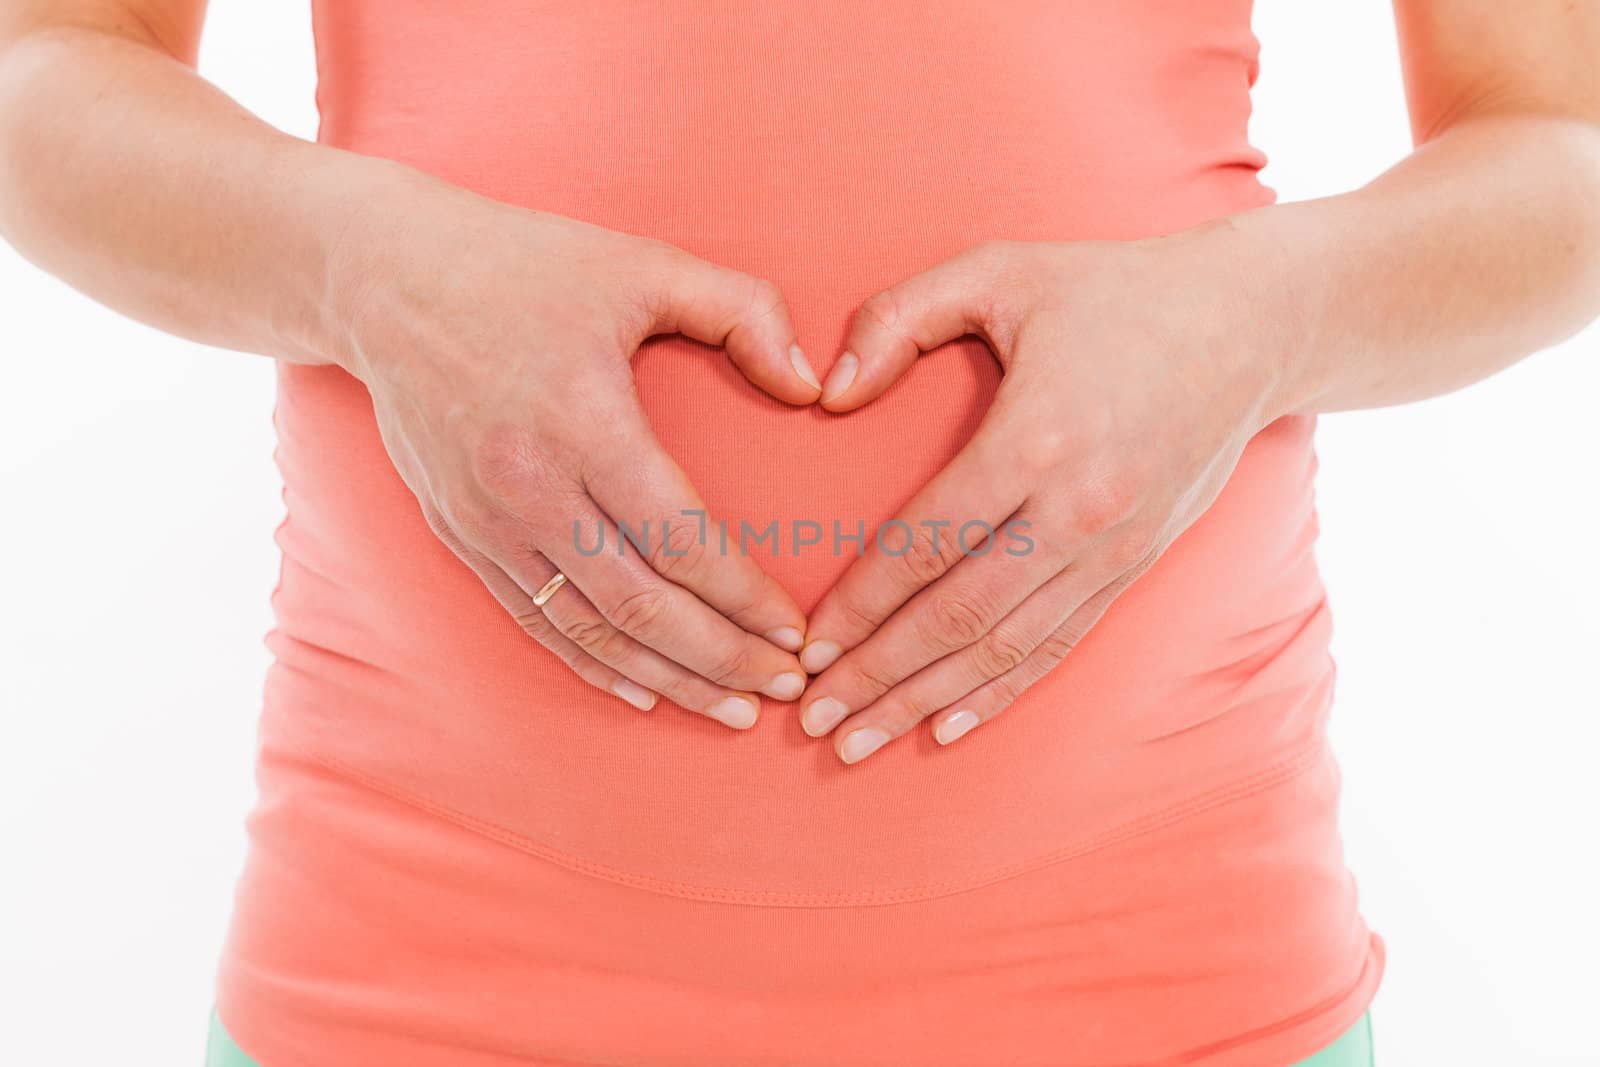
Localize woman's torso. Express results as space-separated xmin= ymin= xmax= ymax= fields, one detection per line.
xmin=219 ymin=2 xmax=1383 ymax=1062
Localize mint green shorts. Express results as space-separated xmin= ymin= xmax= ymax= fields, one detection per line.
xmin=206 ymin=1008 xmax=1375 ymax=1065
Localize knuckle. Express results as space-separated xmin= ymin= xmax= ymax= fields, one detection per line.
xmin=719 ymin=574 xmax=765 ymax=622
xmin=638 ymin=237 xmax=684 ymax=279
xmin=831 ymin=594 xmax=883 ymax=637
xmin=655 ymin=676 xmax=705 ymax=711
xmin=972 ymin=628 xmax=1031 ymax=677
xmin=438 ymin=495 xmax=498 ymax=541
xmin=922 ymin=593 xmax=991 ymax=648
xmin=563 ymin=616 xmax=615 ymax=654
xmin=896 ymin=523 xmax=966 ymax=585
xmin=849 ymin=658 xmax=901 ymax=699
xmin=983 ymin=673 xmax=1022 ymax=708
xmin=1018 ymin=428 xmax=1071 ymax=475
xmin=858 ymin=286 xmax=909 ymax=339
xmin=712 ymin=274 xmax=785 ymax=343
xmin=647 ymin=520 xmax=709 ymax=581
xmin=744 ymin=276 xmax=786 ymax=321
xmin=1071 ymin=475 xmax=1142 ymax=534
xmin=587 ymin=624 xmax=636 ymax=664
xmin=470 ymin=424 xmax=563 ymax=504
xmin=422 ymin=505 xmax=453 ymax=538
xmin=424 ymin=505 xmax=470 ymax=550
xmin=497 ymin=535 xmax=547 ymax=570
xmin=702 ymin=639 xmax=757 ymax=685
xmin=531 ymin=630 xmax=586 ymax=672
xmin=968 ymin=239 xmax=1016 ymax=272
xmin=511 ymin=608 xmax=554 ymax=638
xmin=1103 ymin=522 xmax=1159 ymax=571
xmin=469 ymin=425 xmax=536 ymax=494
xmin=556 ymin=649 xmax=591 ymax=674
xmin=595 ymin=630 xmax=637 ymax=665
xmin=865 ymin=703 xmax=921 ymax=738
xmin=604 ymin=587 xmax=673 ymax=639
xmin=886 ymin=687 xmax=938 ymax=725
xmin=1037 ymin=627 xmax=1080 ymax=664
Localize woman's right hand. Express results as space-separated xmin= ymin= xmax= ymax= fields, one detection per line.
xmin=329 ymin=180 xmax=817 ymax=729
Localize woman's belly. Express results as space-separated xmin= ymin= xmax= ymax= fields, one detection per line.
xmin=263 ymin=0 xmax=1335 ymax=901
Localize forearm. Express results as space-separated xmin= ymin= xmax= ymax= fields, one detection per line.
xmin=1200 ymin=111 xmax=1600 ymax=417
xmin=0 ymin=22 xmax=429 ymax=367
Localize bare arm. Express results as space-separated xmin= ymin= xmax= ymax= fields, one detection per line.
xmin=0 ymin=1 xmax=376 ymax=364
xmin=795 ymin=0 xmax=1600 ymax=759
xmin=0 ymin=0 xmax=820 ymax=725
xmin=1221 ymin=0 xmax=1600 ymax=415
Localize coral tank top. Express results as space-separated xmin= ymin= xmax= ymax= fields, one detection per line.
xmin=215 ymin=2 xmax=1385 ymax=1064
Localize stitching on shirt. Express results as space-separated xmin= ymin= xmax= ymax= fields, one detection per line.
xmin=280 ymin=733 xmax=1329 ymax=908
xmin=1149 ymin=953 xmax=1381 ymax=1066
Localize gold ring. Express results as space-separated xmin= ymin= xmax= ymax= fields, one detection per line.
xmin=531 ymin=571 xmax=568 ymax=607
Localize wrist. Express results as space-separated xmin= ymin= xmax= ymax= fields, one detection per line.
xmin=307 ymin=150 xmax=476 ymax=383
xmin=1171 ymin=204 xmax=1332 ymax=425
xmin=309 ymin=152 xmax=418 ymax=382
xmin=229 ymin=141 xmax=396 ymax=375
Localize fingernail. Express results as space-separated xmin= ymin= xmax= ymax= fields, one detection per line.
xmin=801 ymin=697 xmax=849 ymax=737
xmin=762 ymin=671 xmax=806 ymax=701
xmin=934 ymin=709 xmax=980 ymax=745
xmin=789 ymin=344 xmax=821 ymax=391
xmin=706 ymin=696 xmax=759 ymax=729
xmin=765 ymin=626 xmax=804 ymax=652
xmin=800 ymin=640 xmax=842 ymax=673
xmin=840 ymin=727 xmax=889 ymax=764
xmin=820 ymin=351 xmax=858 ymax=404
xmin=611 ymin=679 xmax=657 ymax=711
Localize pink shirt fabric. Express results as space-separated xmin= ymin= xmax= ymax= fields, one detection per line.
xmin=214 ymin=2 xmax=1385 ymax=1063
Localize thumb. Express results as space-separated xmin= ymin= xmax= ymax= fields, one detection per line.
xmin=640 ymin=244 xmax=821 ymax=406
xmin=821 ymin=241 xmax=1017 ymax=413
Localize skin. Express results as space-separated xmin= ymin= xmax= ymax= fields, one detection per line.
xmin=797 ymin=2 xmax=1600 ymax=761
xmin=2 ymin=3 xmax=1598 ymax=755
xmin=0 ymin=0 xmax=822 ymax=730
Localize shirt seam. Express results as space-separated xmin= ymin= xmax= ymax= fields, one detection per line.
xmin=279 ymin=730 xmax=1329 ymax=908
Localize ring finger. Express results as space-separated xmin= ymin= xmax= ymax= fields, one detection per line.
xmin=425 ymin=518 xmax=657 ymax=711
xmin=517 ymin=553 xmax=769 ymax=730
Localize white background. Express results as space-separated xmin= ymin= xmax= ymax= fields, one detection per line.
xmin=1 ymin=2 xmax=1596 ymax=1064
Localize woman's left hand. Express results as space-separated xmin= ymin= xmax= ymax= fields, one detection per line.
xmin=796 ymin=231 xmax=1298 ymax=762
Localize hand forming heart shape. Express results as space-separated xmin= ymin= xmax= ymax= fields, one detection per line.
xmin=345 ymin=187 xmax=1287 ymax=759
xmin=795 ymin=229 xmax=1293 ymax=764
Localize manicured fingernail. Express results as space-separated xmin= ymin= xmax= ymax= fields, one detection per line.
xmin=706 ymin=696 xmax=759 ymax=729
xmin=800 ymin=640 xmax=841 ymax=673
xmin=789 ymin=344 xmax=821 ymax=391
xmin=840 ymin=727 xmax=889 ymax=764
xmin=934 ymin=709 xmax=980 ymax=745
xmin=821 ymin=352 xmax=858 ymax=403
xmin=801 ymin=697 xmax=849 ymax=737
xmin=763 ymin=672 xmax=806 ymax=701
xmin=766 ymin=626 xmax=804 ymax=652
xmin=611 ymin=679 xmax=657 ymax=711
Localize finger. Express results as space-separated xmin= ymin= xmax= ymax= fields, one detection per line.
xmin=798 ymin=504 xmax=1066 ymax=738
xmin=424 ymin=509 xmax=658 ymax=712
xmin=642 ymin=243 xmax=820 ymax=405
xmin=582 ymin=418 xmax=807 ymax=652
xmin=923 ymin=573 xmax=1139 ymax=748
xmin=821 ymin=241 xmax=1017 ymax=411
xmin=528 ymin=574 xmax=769 ymax=730
xmin=798 ymin=419 xmax=1031 ymax=674
xmin=820 ymin=559 xmax=1112 ymax=761
xmin=533 ymin=495 xmax=808 ymax=701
